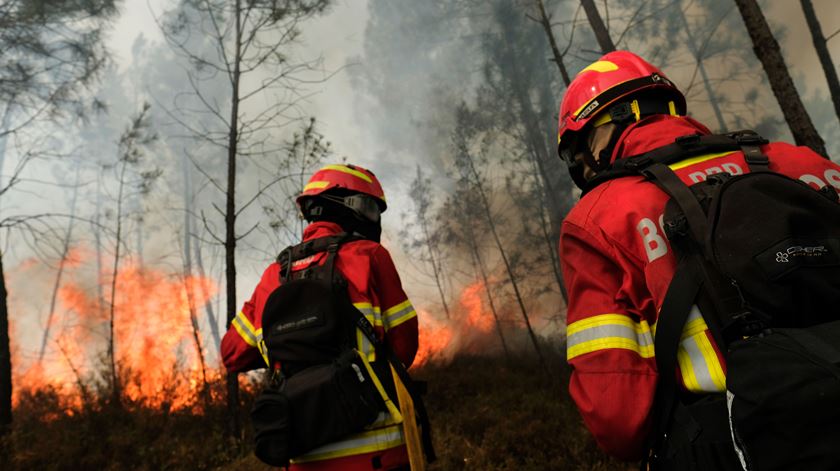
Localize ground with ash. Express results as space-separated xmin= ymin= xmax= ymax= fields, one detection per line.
xmin=3 ymin=350 xmax=625 ymax=470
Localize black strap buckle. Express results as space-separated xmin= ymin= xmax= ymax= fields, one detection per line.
xmin=743 ymin=152 xmax=769 ymax=166
xmin=732 ymin=131 xmax=769 ymax=146
xmin=609 ymin=101 xmax=635 ymax=124
xmin=623 ymin=155 xmax=652 ymax=171
xmin=675 ymin=133 xmax=701 ymax=149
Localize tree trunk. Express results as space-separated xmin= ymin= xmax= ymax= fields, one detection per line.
xmin=225 ymin=0 xmax=243 ymax=441
xmin=466 ymin=232 xmax=509 ymax=361
xmin=580 ymin=0 xmax=615 ymax=53
xmin=733 ymin=0 xmax=828 ymax=157
xmin=182 ymin=150 xmax=221 ymax=348
xmin=496 ymin=17 xmax=569 ymax=303
xmin=0 ymin=103 xmax=13 ymax=193
xmin=800 ymin=0 xmax=840 ymax=133
xmin=464 ymin=152 xmax=546 ymax=368
xmin=94 ymin=170 xmax=106 ymax=322
xmin=39 ymin=162 xmax=81 ymax=361
xmin=0 ymin=252 xmax=11 ymax=438
xmin=415 ymin=168 xmax=450 ymax=320
xmin=181 ymin=150 xmax=210 ymax=407
xmin=108 ymin=159 xmax=130 ymax=408
xmin=535 ymin=0 xmax=571 ymax=87
xmin=194 ymin=243 xmax=220 ymax=347
xmin=679 ymin=2 xmax=726 ymax=132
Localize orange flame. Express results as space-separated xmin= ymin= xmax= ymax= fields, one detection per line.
xmin=412 ymin=280 xmax=500 ymax=368
xmin=11 ymin=251 xmax=218 ymax=412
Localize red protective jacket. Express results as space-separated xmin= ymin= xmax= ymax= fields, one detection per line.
xmin=221 ymin=221 xmax=419 ymax=470
xmin=560 ymin=115 xmax=840 ymax=461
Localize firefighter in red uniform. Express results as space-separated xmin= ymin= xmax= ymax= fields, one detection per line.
xmin=556 ymin=51 xmax=840 ymax=465
xmin=221 ymin=163 xmax=419 ymax=471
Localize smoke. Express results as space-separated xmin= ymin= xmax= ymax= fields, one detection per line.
xmin=3 ymin=0 xmax=840 ymax=398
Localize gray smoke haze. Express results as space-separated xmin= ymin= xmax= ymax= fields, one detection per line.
xmin=4 ymin=0 xmax=840 ymax=373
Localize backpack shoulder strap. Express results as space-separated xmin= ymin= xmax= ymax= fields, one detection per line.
xmin=582 ymin=131 xmax=769 ymax=195
xmin=351 ymin=306 xmax=437 ymax=463
xmin=649 ymin=255 xmax=704 ymax=455
xmin=276 ymin=232 xmax=364 ymax=282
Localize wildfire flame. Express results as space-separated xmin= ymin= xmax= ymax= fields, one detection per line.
xmin=412 ymin=280 xmax=499 ymax=368
xmin=11 ymin=249 xmax=218 ymax=412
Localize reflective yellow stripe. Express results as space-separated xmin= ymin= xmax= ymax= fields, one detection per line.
xmin=383 ymin=300 xmax=416 ymax=329
xmin=357 ymin=350 xmax=403 ymax=424
xmin=681 ymin=316 xmax=708 ymax=339
xmin=353 ymin=302 xmax=381 ymax=362
xmin=668 ymin=100 xmax=678 ymax=116
xmin=232 ymin=311 xmax=258 ymax=347
xmin=256 ymin=330 xmax=269 ymax=367
xmin=567 ymin=313 xmax=654 ymax=360
xmin=291 ymin=424 xmax=404 ymax=462
xmin=677 ymin=341 xmax=701 ymax=391
xmin=669 ymin=151 xmax=736 ymax=171
xmin=303 ymin=180 xmax=330 ymax=192
xmin=696 ymin=333 xmax=726 ymax=390
xmin=567 ymin=313 xmax=648 ymax=336
xmin=322 ymin=164 xmax=373 ymax=183
xmin=354 ymin=302 xmax=383 ymax=326
xmin=676 ymin=306 xmax=726 ymax=393
xmin=568 ymin=337 xmax=655 ymax=360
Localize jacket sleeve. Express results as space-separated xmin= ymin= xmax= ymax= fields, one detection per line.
xmin=220 ymin=265 xmax=275 ymax=373
xmin=371 ymin=245 xmax=419 ymax=368
xmin=561 ymin=221 xmax=657 ymax=461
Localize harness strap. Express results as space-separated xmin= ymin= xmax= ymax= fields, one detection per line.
xmin=581 ymin=131 xmax=770 ymax=196
xmin=732 ymin=131 xmax=771 ymax=172
xmin=352 ymin=307 xmax=437 ymax=463
xmin=647 ymin=255 xmax=703 ymax=463
xmin=642 ymin=163 xmax=711 ymax=260
xmin=277 ymin=233 xmax=362 ymax=282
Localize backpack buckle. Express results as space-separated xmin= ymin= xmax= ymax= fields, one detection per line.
xmin=819 ymin=185 xmax=839 ymax=203
xmin=663 ymin=215 xmax=688 ymax=239
xmin=609 ymin=102 xmax=635 ymax=124
xmin=675 ymin=133 xmax=701 ymax=148
xmin=733 ymin=132 xmax=769 ymax=146
xmin=624 ymin=155 xmax=652 ymax=171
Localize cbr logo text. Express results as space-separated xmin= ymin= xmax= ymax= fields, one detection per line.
xmin=775 ymin=246 xmax=828 ymax=263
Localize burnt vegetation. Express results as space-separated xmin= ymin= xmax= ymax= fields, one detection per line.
xmin=0 ymin=0 xmax=838 ymax=470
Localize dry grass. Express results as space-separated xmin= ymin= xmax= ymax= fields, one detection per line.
xmin=3 ymin=349 xmax=628 ymax=470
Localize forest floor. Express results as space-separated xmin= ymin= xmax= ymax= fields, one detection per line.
xmin=3 ymin=349 xmax=627 ymax=470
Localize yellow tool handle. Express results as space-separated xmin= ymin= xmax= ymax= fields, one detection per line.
xmin=391 ymin=365 xmax=425 ymax=471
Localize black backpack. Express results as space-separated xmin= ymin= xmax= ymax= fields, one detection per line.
xmin=588 ymin=132 xmax=840 ymax=471
xmin=250 ymin=233 xmax=435 ymax=467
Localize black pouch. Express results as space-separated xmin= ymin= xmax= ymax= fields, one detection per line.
xmin=651 ymin=395 xmax=742 ymax=471
xmin=251 ymin=349 xmax=386 ymax=467
xmin=252 ymin=386 xmax=291 ymax=467
xmin=727 ymin=320 xmax=840 ymax=471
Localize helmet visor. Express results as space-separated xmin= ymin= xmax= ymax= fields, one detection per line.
xmin=558 ymin=132 xmax=581 ymax=167
xmin=323 ymin=193 xmax=382 ymax=223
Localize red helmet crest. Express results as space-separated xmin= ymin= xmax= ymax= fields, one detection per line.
xmin=557 ymin=51 xmax=686 ymax=152
xmin=297 ymin=163 xmax=387 ymax=211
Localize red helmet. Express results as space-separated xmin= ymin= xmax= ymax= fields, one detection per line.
xmin=297 ymin=164 xmax=386 ymax=221
xmin=556 ymin=51 xmax=686 ymax=153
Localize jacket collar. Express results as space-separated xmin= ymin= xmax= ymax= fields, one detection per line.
xmin=609 ymin=115 xmax=712 ymax=163
xmin=302 ymin=221 xmax=345 ymax=241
